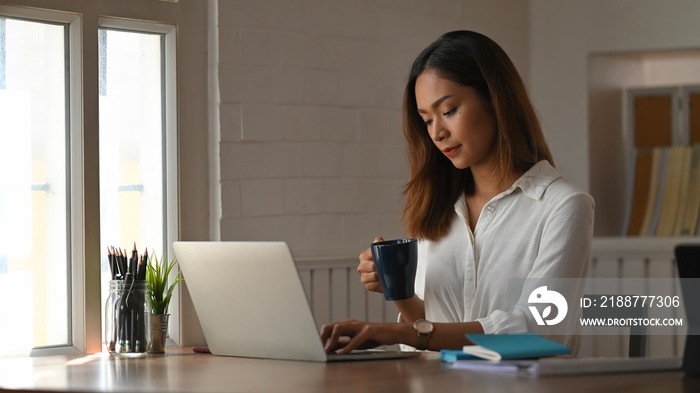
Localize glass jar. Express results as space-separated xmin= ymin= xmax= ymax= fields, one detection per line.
xmin=104 ymin=279 xmax=151 ymax=356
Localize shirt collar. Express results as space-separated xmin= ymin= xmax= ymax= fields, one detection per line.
xmin=454 ymin=160 xmax=561 ymax=218
xmin=506 ymin=160 xmax=561 ymax=201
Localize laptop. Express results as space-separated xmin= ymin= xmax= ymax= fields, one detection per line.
xmin=674 ymin=244 xmax=700 ymax=375
xmin=172 ymin=241 xmax=419 ymax=362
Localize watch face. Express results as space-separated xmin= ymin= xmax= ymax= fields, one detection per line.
xmin=415 ymin=319 xmax=433 ymax=334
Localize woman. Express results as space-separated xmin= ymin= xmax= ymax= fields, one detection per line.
xmin=320 ymin=30 xmax=594 ymax=355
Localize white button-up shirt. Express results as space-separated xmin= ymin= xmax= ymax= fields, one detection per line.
xmin=414 ymin=160 xmax=595 ymax=354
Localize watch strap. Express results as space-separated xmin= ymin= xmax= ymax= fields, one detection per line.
xmin=415 ymin=331 xmax=430 ymax=351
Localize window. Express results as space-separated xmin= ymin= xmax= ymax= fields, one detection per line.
xmin=0 ymin=13 xmax=71 ymax=354
xmin=97 ymin=23 xmax=176 ymax=344
xmin=0 ymin=0 xmax=206 ymax=356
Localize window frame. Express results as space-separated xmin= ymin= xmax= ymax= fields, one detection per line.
xmin=97 ymin=16 xmax=181 ymax=346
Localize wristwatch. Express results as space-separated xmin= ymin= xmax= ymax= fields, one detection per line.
xmin=413 ymin=319 xmax=434 ymax=350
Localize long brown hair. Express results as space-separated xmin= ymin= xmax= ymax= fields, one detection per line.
xmin=402 ymin=30 xmax=553 ymax=240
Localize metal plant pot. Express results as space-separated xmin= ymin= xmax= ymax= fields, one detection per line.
xmin=148 ymin=314 xmax=169 ymax=353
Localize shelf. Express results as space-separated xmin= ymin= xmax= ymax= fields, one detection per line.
xmin=593 ymin=236 xmax=700 ymax=258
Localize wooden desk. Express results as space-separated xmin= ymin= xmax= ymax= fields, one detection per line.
xmin=0 ymin=348 xmax=697 ymax=393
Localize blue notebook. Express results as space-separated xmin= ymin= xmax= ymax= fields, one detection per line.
xmin=441 ymin=333 xmax=571 ymax=362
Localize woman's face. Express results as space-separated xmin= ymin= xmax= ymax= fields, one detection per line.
xmin=415 ymin=69 xmax=497 ymax=170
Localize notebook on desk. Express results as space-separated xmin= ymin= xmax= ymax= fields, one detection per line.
xmin=173 ymin=241 xmax=419 ymax=362
xmin=447 ymin=356 xmax=682 ymax=376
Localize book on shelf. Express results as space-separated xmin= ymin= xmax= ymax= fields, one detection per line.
xmin=625 ymin=144 xmax=700 ymax=237
xmin=655 ymin=145 xmax=687 ymax=236
xmin=679 ymin=145 xmax=700 ymax=236
xmin=626 ymin=150 xmax=652 ymax=236
xmin=638 ymin=147 xmax=667 ymax=236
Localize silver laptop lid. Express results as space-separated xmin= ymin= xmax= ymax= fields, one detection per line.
xmin=173 ymin=241 xmax=328 ymax=362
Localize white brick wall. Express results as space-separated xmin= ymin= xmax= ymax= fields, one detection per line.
xmin=214 ymin=0 xmax=530 ymax=258
xmin=264 ymin=142 xmax=304 ymax=177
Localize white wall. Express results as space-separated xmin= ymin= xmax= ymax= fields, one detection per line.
xmin=530 ymin=0 xmax=700 ymax=236
xmin=213 ymin=0 xmax=531 ymax=258
xmin=529 ymin=0 xmax=588 ymax=188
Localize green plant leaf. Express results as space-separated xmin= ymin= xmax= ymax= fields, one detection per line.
xmin=146 ymin=250 xmax=183 ymax=315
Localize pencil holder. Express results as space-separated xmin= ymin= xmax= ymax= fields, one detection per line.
xmin=104 ymin=279 xmax=151 ymax=356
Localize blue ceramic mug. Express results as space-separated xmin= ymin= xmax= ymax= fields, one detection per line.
xmin=371 ymin=238 xmax=418 ymax=301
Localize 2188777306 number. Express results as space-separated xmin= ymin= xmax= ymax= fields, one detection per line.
xmin=581 ymin=295 xmax=680 ymax=308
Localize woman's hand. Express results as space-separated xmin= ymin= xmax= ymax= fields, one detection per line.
xmin=358 ymin=237 xmax=385 ymax=293
xmin=320 ymin=319 xmax=484 ymax=354
xmin=319 ymin=319 xmax=408 ymax=354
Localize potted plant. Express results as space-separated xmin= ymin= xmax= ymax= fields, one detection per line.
xmin=145 ymin=251 xmax=183 ymax=353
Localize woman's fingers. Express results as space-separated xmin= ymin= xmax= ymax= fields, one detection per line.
xmin=320 ymin=320 xmax=373 ymax=354
xmin=359 ymin=270 xmax=378 ymax=284
xmin=357 ymin=258 xmax=375 ymax=274
xmin=358 ymin=247 xmax=373 ymax=265
xmin=320 ymin=320 xmax=358 ymax=353
xmin=357 ymin=237 xmax=384 ymax=265
xmin=357 ymin=237 xmax=386 ymax=293
xmin=320 ymin=320 xmax=399 ymax=354
xmin=360 ymin=273 xmax=383 ymax=293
